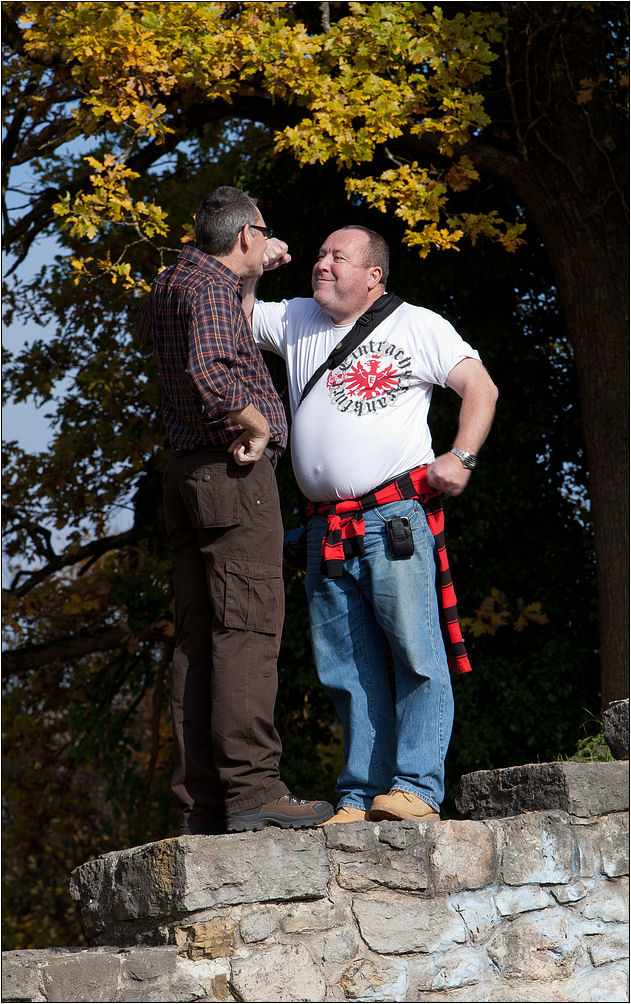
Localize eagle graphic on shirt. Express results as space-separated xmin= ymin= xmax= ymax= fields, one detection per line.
xmin=326 ymin=341 xmax=412 ymax=416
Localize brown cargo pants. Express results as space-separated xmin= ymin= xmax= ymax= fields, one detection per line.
xmin=162 ymin=448 xmax=289 ymax=824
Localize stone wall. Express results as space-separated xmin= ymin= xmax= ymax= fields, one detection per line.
xmin=2 ymin=759 xmax=629 ymax=1004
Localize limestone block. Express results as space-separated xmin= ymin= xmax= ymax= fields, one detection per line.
xmin=449 ymin=889 xmax=499 ymax=941
xmin=118 ymin=956 xmax=228 ymax=1004
xmin=323 ymin=820 xmax=380 ymax=852
xmin=337 ymin=819 xmax=436 ymax=891
xmin=179 ymin=918 xmax=237 ymax=959
xmin=456 ymin=761 xmax=629 ymax=818
xmin=587 ymin=931 xmax=630 ymax=967
xmin=352 ymin=891 xmax=466 ymax=954
xmin=486 ymin=908 xmax=586 ymax=981
xmin=580 ymin=877 xmax=629 ymax=925
xmin=1 ymin=950 xmax=45 ymax=1002
xmin=121 ymin=945 xmax=179 ymax=980
xmin=597 ymin=812 xmax=630 ymax=877
xmin=230 ymin=943 xmax=326 ymax=1002
xmin=406 ymin=946 xmax=487 ymax=992
xmin=487 ymin=964 xmax=630 ymax=1002
xmin=560 ymin=762 xmax=629 ymax=816
xmin=319 ymin=926 xmax=360 ymax=965
xmin=603 ymin=698 xmax=629 ymax=759
xmin=567 ymin=963 xmax=630 ymax=1003
xmin=494 ymin=810 xmax=578 ymax=885
xmin=279 ymin=898 xmax=341 ymax=934
xmin=550 ymin=878 xmax=593 ymax=904
xmin=329 ymin=820 xmax=431 ymax=893
xmin=239 ymin=909 xmax=276 ymax=944
xmin=180 ymin=831 xmax=330 ymax=912
xmin=428 ymin=820 xmax=497 ymax=892
xmin=377 ymin=819 xmax=432 ymax=850
xmin=404 ymin=981 xmax=495 ymax=1003
xmin=494 ymin=884 xmax=555 ymax=916
xmin=70 ymin=840 xmax=184 ymax=939
xmin=71 ymin=830 xmax=331 ymax=944
xmin=41 ymin=949 xmax=123 ymax=1003
xmin=336 ymin=848 xmax=430 ymax=893
xmin=570 ymin=818 xmax=603 ymax=878
xmin=339 ymin=957 xmax=408 ymax=1001
xmin=573 ymin=813 xmax=629 ymax=881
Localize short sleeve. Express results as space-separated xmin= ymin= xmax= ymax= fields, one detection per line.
xmin=252 ymin=300 xmax=289 ymax=356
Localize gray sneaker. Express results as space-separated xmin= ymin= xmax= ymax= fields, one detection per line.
xmin=226 ymin=793 xmax=333 ymax=832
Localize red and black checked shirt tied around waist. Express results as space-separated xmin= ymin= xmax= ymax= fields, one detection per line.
xmin=306 ymin=465 xmax=471 ymax=675
xmin=137 ymin=246 xmax=287 ymax=453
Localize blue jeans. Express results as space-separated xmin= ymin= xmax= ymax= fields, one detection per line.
xmin=306 ymin=500 xmax=454 ymax=812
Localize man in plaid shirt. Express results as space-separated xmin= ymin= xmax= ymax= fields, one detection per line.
xmin=138 ymin=187 xmax=333 ymax=834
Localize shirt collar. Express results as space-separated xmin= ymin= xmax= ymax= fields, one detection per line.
xmin=178 ymin=244 xmax=244 ymax=294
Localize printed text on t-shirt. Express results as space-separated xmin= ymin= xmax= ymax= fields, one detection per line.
xmin=326 ymin=339 xmax=412 ymax=416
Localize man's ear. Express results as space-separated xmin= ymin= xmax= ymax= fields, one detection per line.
xmin=238 ymin=225 xmax=253 ymax=254
xmin=367 ymin=267 xmax=383 ymax=290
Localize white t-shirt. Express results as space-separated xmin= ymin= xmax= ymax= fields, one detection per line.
xmin=253 ymin=297 xmax=480 ymax=502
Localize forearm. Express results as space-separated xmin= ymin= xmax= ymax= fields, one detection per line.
xmin=451 ymin=374 xmax=498 ymax=454
xmin=427 ymin=358 xmax=498 ymax=496
xmin=229 ymin=402 xmax=270 ymax=440
xmin=240 ymin=278 xmax=258 ymax=327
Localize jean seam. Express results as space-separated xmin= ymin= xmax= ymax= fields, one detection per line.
xmin=338 ymin=799 xmax=368 ymax=810
xmin=373 ymin=501 xmax=419 ymax=525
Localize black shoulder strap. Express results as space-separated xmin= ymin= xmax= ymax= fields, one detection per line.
xmin=298 ymin=292 xmax=403 ymax=407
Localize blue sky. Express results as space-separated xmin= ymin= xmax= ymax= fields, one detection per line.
xmin=3 ymin=236 xmax=60 ymax=454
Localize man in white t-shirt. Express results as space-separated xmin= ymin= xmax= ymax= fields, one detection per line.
xmin=244 ymin=226 xmax=498 ymax=823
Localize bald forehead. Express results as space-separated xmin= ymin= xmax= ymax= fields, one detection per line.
xmin=319 ymin=229 xmax=370 ymax=258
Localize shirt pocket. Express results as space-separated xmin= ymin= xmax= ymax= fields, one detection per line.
xmin=181 ymin=462 xmax=241 ymax=529
xmin=223 ymin=558 xmax=281 ymax=636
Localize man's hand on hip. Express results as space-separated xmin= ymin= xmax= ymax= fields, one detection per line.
xmin=426 ymin=452 xmax=472 ymax=496
xmin=228 ymin=430 xmax=270 ymax=465
xmin=228 ymin=403 xmax=271 ymax=465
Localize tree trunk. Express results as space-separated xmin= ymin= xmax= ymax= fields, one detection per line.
xmin=507 ymin=163 xmax=629 ymax=708
xmin=466 ymin=3 xmax=630 ymax=708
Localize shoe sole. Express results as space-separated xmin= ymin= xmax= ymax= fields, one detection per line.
xmin=368 ymin=808 xmax=439 ymax=822
xmin=226 ymin=806 xmax=334 ymax=833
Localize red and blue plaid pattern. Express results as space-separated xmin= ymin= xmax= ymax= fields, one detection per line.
xmin=138 ymin=246 xmax=288 ymax=452
xmin=306 ymin=465 xmax=471 ymax=674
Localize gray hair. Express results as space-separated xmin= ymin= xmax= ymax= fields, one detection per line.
xmin=195 ymin=186 xmax=259 ymax=256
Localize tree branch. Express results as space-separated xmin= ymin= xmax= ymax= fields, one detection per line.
xmin=2 ymin=621 xmax=171 ymax=677
xmin=6 ymin=524 xmax=156 ymax=597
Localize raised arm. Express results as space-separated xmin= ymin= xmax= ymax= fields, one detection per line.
xmin=427 ymin=357 xmax=498 ymax=496
xmin=241 ymin=237 xmax=291 ymax=325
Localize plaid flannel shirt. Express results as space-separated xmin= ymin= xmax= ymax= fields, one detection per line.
xmin=138 ymin=246 xmax=287 ymax=453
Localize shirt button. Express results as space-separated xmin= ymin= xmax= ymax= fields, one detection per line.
xmin=202 ymin=474 xmax=210 ymax=482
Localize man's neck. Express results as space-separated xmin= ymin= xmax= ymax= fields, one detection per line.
xmin=326 ymin=289 xmax=386 ymax=326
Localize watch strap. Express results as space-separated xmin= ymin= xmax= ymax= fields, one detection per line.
xmin=451 ymin=447 xmax=478 ymax=470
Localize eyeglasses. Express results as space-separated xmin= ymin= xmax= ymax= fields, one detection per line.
xmin=249 ymin=224 xmax=273 ymax=239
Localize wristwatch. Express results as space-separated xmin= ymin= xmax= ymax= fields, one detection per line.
xmin=451 ymin=447 xmax=478 ymax=470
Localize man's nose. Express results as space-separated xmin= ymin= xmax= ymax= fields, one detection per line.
xmin=315 ymin=256 xmax=331 ymax=273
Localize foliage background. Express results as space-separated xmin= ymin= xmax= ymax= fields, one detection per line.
xmin=2 ymin=0 xmax=624 ymax=949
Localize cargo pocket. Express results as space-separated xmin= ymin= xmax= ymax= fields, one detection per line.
xmin=181 ymin=462 xmax=241 ymax=529
xmin=223 ymin=558 xmax=281 ymax=635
